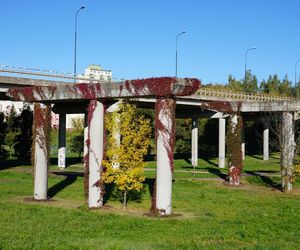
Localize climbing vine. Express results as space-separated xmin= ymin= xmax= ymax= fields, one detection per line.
xmin=9 ymin=85 xmax=57 ymax=102
xmin=201 ymin=101 xmax=243 ymax=185
xmin=202 ymin=101 xmax=233 ymax=113
xmin=226 ymin=114 xmax=243 ymax=185
xmin=124 ymin=77 xmax=200 ymax=97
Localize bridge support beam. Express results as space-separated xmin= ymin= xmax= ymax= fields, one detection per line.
xmin=281 ymin=112 xmax=295 ymax=192
xmin=156 ymin=98 xmax=175 ymax=216
xmin=218 ymin=117 xmax=226 ymax=168
xmin=191 ymin=118 xmax=198 ymax=168
xmin=88 ymin=100 xmax=104 ymax=208
xmin=263 ymin=128 xmax=269 ymax=161
xmin=58 ymin=113 xmax=66 ymax=169
xmin=33 ymin=103 xmax=50 ymax=200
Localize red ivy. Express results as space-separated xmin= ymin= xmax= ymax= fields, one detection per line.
xmin=202 ymin=101 xmax=233 ymax=113
xmin=124 ymin=77 xmax=200 ymax=97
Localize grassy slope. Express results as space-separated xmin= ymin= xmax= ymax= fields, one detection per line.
xmin=1 ymin=157 xmax=300 ymax=249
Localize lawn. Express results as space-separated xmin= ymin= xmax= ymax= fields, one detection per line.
xmin=1 ymin=155 xmax=300 ymax=249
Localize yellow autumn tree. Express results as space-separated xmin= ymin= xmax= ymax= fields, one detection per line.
xmin=103 ymin=102 xmax=151 ymax=208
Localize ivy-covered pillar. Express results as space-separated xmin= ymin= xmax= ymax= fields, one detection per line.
xmin=87 ymin=100 xmax=104 ymax=208
xmin=33 ymin=103 xmax=51 ymax=200
xmin=58 ymin=113 xmax=66 ymax=168
xmin=218 ymin=117 xmax=226 ymax=168
xmin=155 ymin=97 xmax=176 ymax=215
xmin=263 ymin=128 xmax=269 ymax=161
xmin=191 ymin=118 xmax=198 ymax=168
xmin=227 ymin=114 xmax=243 ymax=186
xmin=281 ymin=112 xmax=295 ymax=192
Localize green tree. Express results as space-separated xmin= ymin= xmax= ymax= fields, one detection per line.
xmin=70 ymin=134 xmax=84 ymax=157
xmin=69 ymin=117 xmax=84 ymax=157
xmin=228 ymin=75 xmax=243 ymax=92
xmin=103 ymin=102 xmax=151 ymax=209
xmin=14 ymin=105 xmax=33 ymax=161
xmin=175 ymin=119 xmax=191 ymax=153
xmin=260 ymin=74 xmax=292 ymax=97
xmin=279 ymin=75 xmax=292 ymax=97
xmin=0 ymin=113 xmax=8 ymax=159
xmin=4 ymin=130 xmax=19 ymax=158
xmin=243 ymin=70 xmax=258 ymax=93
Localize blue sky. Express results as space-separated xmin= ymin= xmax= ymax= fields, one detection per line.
xmin=1 ymin=0 xmax=300 ymax=84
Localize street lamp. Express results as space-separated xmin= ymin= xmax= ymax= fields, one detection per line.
xmin=295 ymin=59 xmax=300 ymax=86
xmin=175 ymin=31 xmax=187 ymax=78
xmin=244 ymin=47 xmax=256 ymax=81
xmin=74 ymin=5 xmax=86 ymax=81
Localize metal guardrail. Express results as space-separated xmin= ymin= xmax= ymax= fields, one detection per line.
xmin=196 ymin=88 xmax=296 ymax=102
xmin=0 ymin=64 xmax=123 ymax=83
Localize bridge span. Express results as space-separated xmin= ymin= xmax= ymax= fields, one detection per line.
xmin=0 ymin=68 xmax=298 ymax=214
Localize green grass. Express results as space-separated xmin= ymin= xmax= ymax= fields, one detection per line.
xmin=1 ymin=156 xmax=300 ymax=249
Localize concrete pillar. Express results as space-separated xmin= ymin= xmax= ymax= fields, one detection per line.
xmin=241 ymin=122 xmax=245 ymax=160
xmin=191 ymin=118 xmax=198 ymax=168
xmin=112 ymin=112 xmax=121 ymax=169
xmin=33 ymin=103 xmax=49 ymax=200
xmin=218 ymin=117 xmax=226 ymax=168
xmin=88 ymin=100 xmax=104 ymax=208
xmin=281 ymin=112 xmax=295 ymax=191
xmin=107 ymin=101 xmax=121 ymax=169
xmin=83 ymin=113 xmax=88 ymax=164
xmin=156 ymin=98 xmax=175 ymax=215
xmin=263 ymin=128 xmax=269 ymax=161
xmin=58 ymin=113 xmax=66 ymax=168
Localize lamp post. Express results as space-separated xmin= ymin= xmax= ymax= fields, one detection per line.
xmin=175 ymin=31 xmax=187 ymax=78
xmin=244 ymin=47 xmax=256 ymax=81
xmin=295 ymin=59 xmax=300 ymax=86
xmin=74 ymin=5 xmax=86 ymax=81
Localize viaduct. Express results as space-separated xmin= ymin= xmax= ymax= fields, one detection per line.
xmin=0 ymin=69 xmax=299 ymax=215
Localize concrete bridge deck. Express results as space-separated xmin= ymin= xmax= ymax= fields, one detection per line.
xmin=2 ymin=75 xmax=300 ymax=114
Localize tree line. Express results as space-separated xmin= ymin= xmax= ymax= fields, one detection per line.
xmin=0 ymin=105 xmax=32 ymax=161
xmin=206 ymin=70 xmax=300 ymax=97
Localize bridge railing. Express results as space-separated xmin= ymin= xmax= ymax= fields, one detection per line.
xmin=0 ymin=64 xmax=120 ymax=83
xmin=195 ymin=88 xmax=296 ymax=102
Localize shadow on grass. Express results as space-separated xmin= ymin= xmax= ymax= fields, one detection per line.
xmin=245 ymin=170 xmax=282 ymax=190
xmin=202 ymin=156 xmax=218 ymax=167
xmin=48 ymin=172 xmax=79 ymax=198
xmin=0 ymin=159 xmax=31 ymax=170
xmin=206 ymin=167 xmax=227 ymax=180
xmin=103 ymin=182 xmax=146 ymax=205
xmin=248 ymin=155 xmax=263 ymax=160
xmin=144 ymin=153 xmax=191 ymax=164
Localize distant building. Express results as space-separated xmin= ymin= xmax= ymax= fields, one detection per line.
xmin=0 ymin=64 xmax=112 ymax=129
xmin=78 ymin=64 xmax=112 ymax=82
xmin=66 ymin=64 xmax=113 ymax=129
